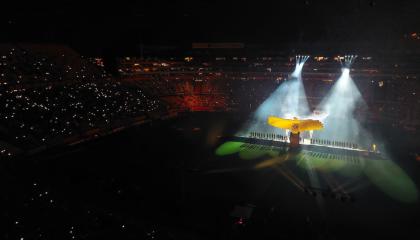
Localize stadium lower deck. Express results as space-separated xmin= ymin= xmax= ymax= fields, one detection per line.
xmin=3 ymin=112 xmax=420 ymax=239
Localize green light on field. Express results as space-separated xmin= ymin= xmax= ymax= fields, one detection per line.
xmin=238 ymin=146 xmax=279 ymax=160
xmin=214 ymin=141 xmax=418 ymax=203
xmin=215 ymin=141 xmax=281 ymax=160
xmin=296 ymin=151 xmax=346 ymax=172
xmin=215 ymin=141 xmax=244 ymax=156
xmin=364 ymin=160 xmax=418 ymax=203
xmin=339 ymin=162 xmax=364 ymax=177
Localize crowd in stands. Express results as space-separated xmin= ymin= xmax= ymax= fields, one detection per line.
xmin=123 ymin=73 xmax=229 ymax=111
xmin=120 ymin=57 xmax=419 ymax=128
xmin=1 ymin=45 xmax=419 ymax=157
xmin=0 ymin=45 xmax=165 ymax=157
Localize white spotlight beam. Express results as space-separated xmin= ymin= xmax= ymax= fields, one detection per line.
xmin=236 ymin=55 xmax=310 ymax=136
xmin=292 ymin=55 xmax=310 ymax=77
xmin=340 ymin=55 xmax=358 ymax=69
xmin=313 ymin=57 xmax=367 ymax=144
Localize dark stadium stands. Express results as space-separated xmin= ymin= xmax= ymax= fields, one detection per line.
xmin=118 ymin=57 xmax=419 ymax=130
xmin=0 ymin=44 xmax=166 ymax=157
xmin=1 ymin=44 xmax=419 ymax=157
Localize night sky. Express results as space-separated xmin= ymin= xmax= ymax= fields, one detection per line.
xmin=2 ymin=0 xmax=420 ymax=54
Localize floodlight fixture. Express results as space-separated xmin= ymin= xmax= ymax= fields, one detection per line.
xmin=292 ymin=55 xmax=310 ymax=77
xmin=340 ymin=54 xmax=357 ymax=68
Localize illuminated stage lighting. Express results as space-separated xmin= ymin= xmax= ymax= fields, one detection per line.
xmin=215 ymin=139 xmax=418 ymax=203
xmin=217 ymin=53 xmax=419 ymax=204
xmin=292 ymin=55 xmax=310 ymax=77
xmin=341 ymin=67 xmax=350 ymax=77
xmin=337 ymin=68 xmax=350 ymax=90
xmin=237 ymin=55 xmax=310 ymax=136
xmin=240 ymin=53 xmax=371 ymax=154
xmin=340 ymin=55 xmax=357 ymax=68
xmin=312 ymin=55 xmax=372 ymax=149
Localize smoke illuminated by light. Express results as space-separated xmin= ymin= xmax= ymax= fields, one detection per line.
xmin=313 ymin=55 xmax=371 ymax=146
xmin=292 ymin=55 xmax=309 ymax=78
xmin=224 ymin=54 xmax=418 ymax=202
xmin=239 ymin=54 xmax=372 ymax=150
xmin=238 ymin=55 xmax=310 ymax=135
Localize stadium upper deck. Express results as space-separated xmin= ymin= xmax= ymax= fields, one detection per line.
xmin=118 ymin=54 xmax=419 ymax=129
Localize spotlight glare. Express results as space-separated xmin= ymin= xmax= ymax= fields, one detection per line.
xmin=237 ymin=54 xmax=310 ymax=136
xmin=342 ymin=68 xmax=350 ymax=78
xmin=341 ymin=55 xmax=357 ymax=68
xmin=292 ymin=55 xmax=309 ymax=77
xmin=314 ymin=59 xmax=368 ymax=146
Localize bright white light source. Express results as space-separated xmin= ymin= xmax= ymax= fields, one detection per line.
xmin=237 ymin=54 xmax=310 ymax=136
xmin=292 ymin=55 xmax=309 ymax=77
xmin=342 ymin=68 xmax=350 ymax=77
xmin=313 ymin=61 xmax=370 ymax=147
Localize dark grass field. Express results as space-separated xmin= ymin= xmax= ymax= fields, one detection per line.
xmin=2 ymin=112 xmax=420 ymax=239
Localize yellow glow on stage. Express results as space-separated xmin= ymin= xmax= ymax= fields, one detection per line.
xmin=267 ymin=116 xmax=324 ymax=134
